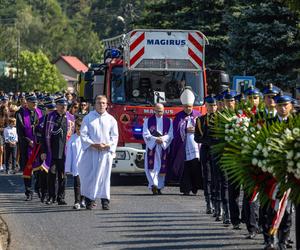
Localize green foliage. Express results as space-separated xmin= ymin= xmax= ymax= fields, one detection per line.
xmin=18 ymin=50 xmax=66 ymax=92
xmin=223 ymin=1 xmax=300 ymax=89
xmin=136 ymin=0 xmax=229 ymax=70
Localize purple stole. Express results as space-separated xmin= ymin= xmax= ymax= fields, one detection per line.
xmin=23 ymin=107 xmax=43 ymax=158
xmin=147 ymin=115 xmax=171 ymax=174
xmin=169 ymin=110 xmax=201 ymax=180
xmin=41 ymin=111 xmax=74 ymax=172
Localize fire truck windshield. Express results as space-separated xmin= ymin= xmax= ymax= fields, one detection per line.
xmin=111 ymin=66 xmax=204 ymax=106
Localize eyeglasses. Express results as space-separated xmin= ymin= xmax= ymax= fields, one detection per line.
xmin=73 ymin=106 xmax=79 ymax=109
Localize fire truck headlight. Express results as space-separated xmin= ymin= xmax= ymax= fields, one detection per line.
xmin=135 ymin=152 xmax=144 ymax=169
xmin=115 ymin=151 xmax=127 ymax=160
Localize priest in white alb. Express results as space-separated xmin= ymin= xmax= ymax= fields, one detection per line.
xmin=143 ymin=103 xmax=173 ymax=195
xmin=79 ymin=95 xmax=118 ymax=210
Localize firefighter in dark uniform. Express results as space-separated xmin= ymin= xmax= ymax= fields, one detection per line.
xmin=262 ymin=93 xmax=294 ymax=250
xmin=241 ymin=87 xmax=262 ymax=239
xmin=213 ymin=90 xmax=233 ymax=225
xmin=41 ymin=97 xmax=74 ymax=205
xmin=34 ymin=96 xmax=56 ymax=203
xmin=194 ymin=95 xmax=218 ymax=214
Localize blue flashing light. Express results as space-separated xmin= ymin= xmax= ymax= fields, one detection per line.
xmin=111 ymin=49 xmax=121 ymax=58
xmin=133 ymin=127 xmax=142 ymax=133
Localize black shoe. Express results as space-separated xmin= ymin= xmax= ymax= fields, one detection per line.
xmin=264 ymin=243 xmax=278 ymax=250
xmin=223 ymin=219 xmax=231 ymax=226
xmin=215 ymin=216 xmax=222 ymax=222
xmin=232 ymin=224 xmax=241 ymax=230
xmin=41 ymin=195 xmax=45 ymax=203
xmin=278 ymin=243 xmax=287 ymax=250
xmin=246 ymin=232 xmax=256 ymax=239
xmin=151 ymin=185 xmax=158 ymax=195
xmin=25 ymin=193 xmax=33 ymax=201
xmin=101 ymin=199 xmax=110 ymax=210
xmin=45 ymin=199 xmax=53 ymax=205
xmin=191 ymin=188 xmax=197 ymax=195
xmin=57 ymin=200 xmax=67 ymax=205
xmin=157 ymin=189 xmax=162 ymax=195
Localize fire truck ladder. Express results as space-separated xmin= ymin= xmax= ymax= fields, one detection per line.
xmin=102 ymin=34 xmax=126 ymax=50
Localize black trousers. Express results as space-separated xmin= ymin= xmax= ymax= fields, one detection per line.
xmin=242 ymin=193 xmax=258 ymax=233
xmin=200 ymin=145 xmax=212 ymax=202
xmin=74 ymin=175 xmax=82 ymax=204
xmin=24 ymin=171 xmax=40 ymax=197
xmin=48 ymin=159 xmax=66 ymax=201
xmin=212 ymin=155 xmax=229 ymax=205
xmin=5 ymin=145 xmax=17 ymax=171
xmin=180 ymin=158 xmax=202 ymax=194
xmin=19 ymin=143 xmax=28 ymax=171
xmin=296 ymin=204 xmax=300 ymax=250
xmin=261 ymin=203 xmax=292 ymax=244
xmin=39 ymin=170 xmax=48 ymax=197
xmin=229 ymin=181 xmax=241 ymax=225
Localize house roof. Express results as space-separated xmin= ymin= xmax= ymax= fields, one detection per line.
xmin=57 ymin=56 xmax=88 ymax=73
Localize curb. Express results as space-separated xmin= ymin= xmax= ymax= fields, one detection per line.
xmin=0 ymin=216 xmax=9 ymax=250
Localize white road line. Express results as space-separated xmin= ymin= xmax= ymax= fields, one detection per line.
xmin=8 ymin=180 xmax=15 ymax=186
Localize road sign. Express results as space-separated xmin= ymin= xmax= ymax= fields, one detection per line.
xmin=232 ymin=76 xmax=256 ymax=93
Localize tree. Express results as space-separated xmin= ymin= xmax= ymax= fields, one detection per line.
xmin=135 ymin=0 xmax=230 ymax=69
xmin=223 ymin=0 xmax=300 ymax=89
xmin=18 ymin=50 xmax=66 ymax=92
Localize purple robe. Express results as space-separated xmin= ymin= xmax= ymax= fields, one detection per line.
xmin=42 ymin=111 xmax=74 ymax=172
xmin=147 ymin=115 xmax=171 ymax=174
xmin=23 ymin=107 xmax=43 ymax=170
xmin=167 ymin=109 xmax=201 ymax=181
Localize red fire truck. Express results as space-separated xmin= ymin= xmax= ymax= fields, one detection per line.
xmin=81 ymin=29 xmax=227 ymax=174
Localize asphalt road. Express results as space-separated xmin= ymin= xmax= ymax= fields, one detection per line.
xmin=0 ymin=173 xmax=295 ymax=250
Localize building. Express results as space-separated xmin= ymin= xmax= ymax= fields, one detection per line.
xmin=54 ymin=55 xmax=88 ymax=92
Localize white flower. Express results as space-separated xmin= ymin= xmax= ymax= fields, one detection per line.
xmin=225 ymin=124 xmax=229 ymax=129
xmin=262 ymin=166 xmax=267 ymax=172
xmin=287 ymin=166 xmax=293 ymax=173
xmin=257 ymin=124 xmax=262 ymax=130
xmin=257 ymin=143 xmax=263 ymax=150
xmin=294 ymin=152 xmax=300 ymax=160
xmin=252 ymin=158 xmax=258 ymax=166
xmin=253 ymin=150 xmax=259 ymax=156
xmin=292 ymin=128 xmax=300 ymax=136
xmin=284 ymin=128 xmax=292 ymax=136
xmin=286 ymin=150 xmax=294 ymax=160
xmin=297 ymin=161 xmax=300 ymax=169
xmin=287 ymin=161 xmax=294 ymax=167
xmin=242 ymin=136 xmax=249 ymax=143
xmin=250 ymin=127 xmax=255 ymax=133
xmin=225 ymin=129 xmax=229 ymax=134
xmin=267 ymin=167 xmax=273 ymax=173
xmin=258 ymin=160 xmax=263 ymax=168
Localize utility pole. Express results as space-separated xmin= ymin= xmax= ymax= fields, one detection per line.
xmin=16 ymin=28 xmax=20 ymax=91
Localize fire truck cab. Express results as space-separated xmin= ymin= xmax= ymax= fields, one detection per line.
xmin=82 ymin=29 xmax=210 ymax=174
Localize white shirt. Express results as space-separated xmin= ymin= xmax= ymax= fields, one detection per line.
xmin=4 ymin=126 xmax=18 ymax=143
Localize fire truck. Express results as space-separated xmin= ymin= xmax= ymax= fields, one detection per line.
xmin=80 ymin=29 xmax=228 ymax=174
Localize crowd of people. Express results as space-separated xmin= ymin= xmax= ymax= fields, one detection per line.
xmin=142 ymin=85 xmax=299 ymax=250
xmin=0 ymin=85 xmax=299 ymax=250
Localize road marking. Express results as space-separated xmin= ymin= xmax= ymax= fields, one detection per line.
xmin=8 ymin=180 xmax=15 ymax=186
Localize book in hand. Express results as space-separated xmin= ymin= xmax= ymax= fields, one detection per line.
xmin=151 ymin=130 xmax=162 ymax=137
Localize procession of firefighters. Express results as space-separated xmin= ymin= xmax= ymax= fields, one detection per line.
xmin=0 ymin=83 xmax=299 ymax=250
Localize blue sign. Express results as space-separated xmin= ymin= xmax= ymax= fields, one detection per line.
xmin=233 ymin=76 xmax=256 ymax=93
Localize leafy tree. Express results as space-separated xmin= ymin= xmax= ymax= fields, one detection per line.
xmin=223 ymin=0 xmax=300 ymax=89
xmin=135 ymin=0 xmax=230 ymax=69
xmin=18 ymin=50 xmax=66 ymax=92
